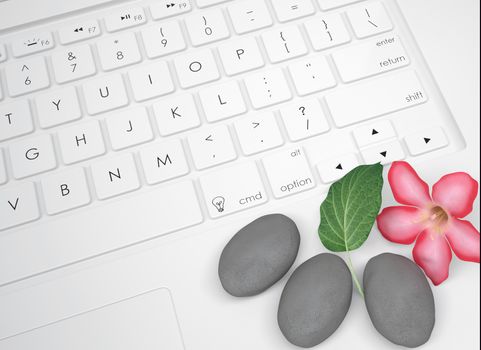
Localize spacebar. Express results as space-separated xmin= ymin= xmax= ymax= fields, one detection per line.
xmin=0 ymin=181 xmax=203 ymax=286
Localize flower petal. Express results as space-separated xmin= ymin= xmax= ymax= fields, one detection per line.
xmin=445 ymin=218 xmax=480 ymax=263
xmin=432 ymin=172 xmax=479 ymax=218
xmin=413 ymin=229 xmax=452 ymax=285
xmin=388 ymin=161 xmax=432 ymax=207
xmin=377 ymin=206 xmax=426 ymax=244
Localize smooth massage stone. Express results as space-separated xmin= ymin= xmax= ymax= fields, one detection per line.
xmin=218 ymin=214 xmax=300 ymax=297
xmin=278 ymin=253 xmax=352 ymax=348
xmin=363 ymin=253 xmax=435 ymax=348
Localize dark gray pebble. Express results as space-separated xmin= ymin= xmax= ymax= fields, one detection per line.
xmin=218 ymin=214 xmax=300 ymax=297
xmin=277 ymin=253 xmax=353 ymax=348
xmin=363 ymin=253 xmax=435 ymax=348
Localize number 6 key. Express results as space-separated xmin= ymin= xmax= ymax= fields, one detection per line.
xmin=5 ymin=56 xmax=50 ymax=97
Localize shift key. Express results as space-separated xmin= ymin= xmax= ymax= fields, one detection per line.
xmin=325 ymin=70 xmax=427 ymax=127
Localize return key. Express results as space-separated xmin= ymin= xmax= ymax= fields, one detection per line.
xmin=332 ymin=36 xmax=409 ymax=83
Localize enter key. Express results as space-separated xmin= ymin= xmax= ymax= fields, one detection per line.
xmin=263 ymin=148 xmax=315 ymax=199
xmin=333 ymin=36 xmax=409 ymax=82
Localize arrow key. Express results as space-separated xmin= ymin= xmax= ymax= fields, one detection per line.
xmin=405 ymin=127 xmax=448 ymax=156
xmin=353 ymin=120 xmax=396 ymax=148
xmin=316 ymin=153 xmax=359 ymax=184
xmin=361 ymin=140 xmax=405 ymax=165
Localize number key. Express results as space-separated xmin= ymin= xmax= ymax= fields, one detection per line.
xmin=5 ymin=57 xmax=50 ymax=97
xmin=97 ymin=32 xmax=141 ymax=71
xmin=141 ymin=21 xmax=186 ymax=58
xmin=51 ymin=45 xmax=96 ymax=84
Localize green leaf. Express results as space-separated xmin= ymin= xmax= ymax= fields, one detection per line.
xmin=318 ymin=163 xmax=384 ymax=252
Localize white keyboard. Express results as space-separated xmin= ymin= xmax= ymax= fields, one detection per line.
xmin=0 ymin=0 xmax=464 ymax=285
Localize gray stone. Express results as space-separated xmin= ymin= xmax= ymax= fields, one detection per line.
xmin=363 ymin=253 xmax=435 ymax=348
xmin=277 ymin=253 xmax=353 ymax=348
xmin=218 ymin=214 xmax=300 ymax=297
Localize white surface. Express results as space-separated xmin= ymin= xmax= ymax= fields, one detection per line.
xmin=0 ymin=0 xmax=478 ymax=349
xmin=0 ymin=288 xmax=185 ymax=350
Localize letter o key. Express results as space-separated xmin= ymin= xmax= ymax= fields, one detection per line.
xmin=189 ymin=61 xmax=202 ymax=73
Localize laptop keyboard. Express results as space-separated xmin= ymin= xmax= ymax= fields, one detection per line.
xmin=0 ymin=0 xmax=459 ymax=281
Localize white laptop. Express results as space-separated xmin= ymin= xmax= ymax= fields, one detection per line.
xmin=0 ymin=0 xmax=476 ymax=349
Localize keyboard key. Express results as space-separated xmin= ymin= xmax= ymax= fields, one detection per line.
xmin=325 ymin=71 xmax=427 ymax=127
xmin=5 ymin=57 xmax=50 ymax=97
xmin=234 ymin=112 xmax=284 ymax=155
xmin=347 ymin=2 xmax=393 ymax=38
xmin=280 ymin=99 xmax=330 ymax=141
xmin=51 ymin=45 xmax=97 ymax=84
xmin=141 ymin=21 xmax=186 ymax=58
xmin=0 ymin=150 xmax=6 ymax=184
xmin=140 ymin=140 xmax=190 ymax=185
xmin=197 ymin=0 xmax=231 ymax=7
xmin=91 ymin=153 xmax=140 ymax=200
xmin=104 ymin=6 xmax=146 ymax=32
xmin=105 ymin=107 xmax=153 ymax=150
xmin=353 ymin=120 xmax=396 ymax=148
xmin=288 ymin=55 xmax=337 ymax=96
xmin=0 ymin=100 xmax=34 ymax=141
xmin=97 ymin=32 xmax=141 ymax=71
xmin=58 ymin=20 xmax=101 ymax=44
xmin=11 ymin=31 xmax=54 ymax=57
xmin=262 ymin=26 xmax=308 ymax=63
xmin=174 ymin=49 xmax=220 ymax=88
xmin=153 ymin=94 xmax=200 ymax=136
xmin=361 ymin=140 xmax=405 ymax=165
xmin=244 ymin=68 xmax=292 ymax=109
xmin=9 ymin=134 xmax=57 ymax=179
xmin=263 ymin=147 xmax=315 ymax=198
xmin=128 ymin=61 xmax=175 ymax=102
xmin=218 ymin=37 xmax=264 ymax=76
xmin=150 ymin=0 xmax=192 ymax=20
xmin=82 ymin=74 xmax=129 ymax=115
xmin=0 ymin=182 xmax=40 ymax=231
xmin=185 ymin=9 xmax=230 ymax=46
xmin=200 ymin=162 xmax=267 ymax=218
xmin=304 ymin=14 xmax=351 ymax=51
xmin=333 ymin=36 xmax=409 ymax=82
xmin=405 ymin=127 xmax=449 ymax=156
xmin=187 ymin=125 xmax=237 ymax=170
xmin=35 ymin=86 xmax=82 ymax=128
xmin=58 ymin=120 xmax=106 ymax=164
xmin=199 ymin=80 xmax=247 ymax=122
xmin=271 ymin=0 xmax=315 ymax=22
xmin=0 ymin=44 xmax=6 ymax=62
xmin=41 ymin=168 xmax=91 ymax=215
xmin=228 ymin=0 xmax=273 ymax=34
xmin=317 ymin=0 xmax=362 ymax=10
xmin=317 ymin=153 xmax=360 ymax=184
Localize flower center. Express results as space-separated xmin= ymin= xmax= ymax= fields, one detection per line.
xmin=428 ymin=205 xmax=449 ymax=232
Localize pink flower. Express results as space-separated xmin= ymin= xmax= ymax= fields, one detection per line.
xmin=377 ymin=161 xmax=480 ymax=285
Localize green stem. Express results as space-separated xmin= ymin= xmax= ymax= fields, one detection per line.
xmin=346 ymin=251 xmax=364 ymax=298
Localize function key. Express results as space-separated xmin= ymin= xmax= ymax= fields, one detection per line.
xmin=317 ymin=0 xmax=363 ymax=10
xmin=150 ymin=1 xmax=191 ymax=20
xmin=11 ymin=31 xmax=54 ymax=57
xmin=58 ymin=19 xmax=101 ymax=44
xmin=0 ymin=44 xmax=7 ymax=62
xmin=104 ymin=6 xmax=146 ymax=32
xmin=196 ymin=0 xmax=231 ymax=8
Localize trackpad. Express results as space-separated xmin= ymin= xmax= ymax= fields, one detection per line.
xmin=1 ymin=288 xmax=184 ymax=350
